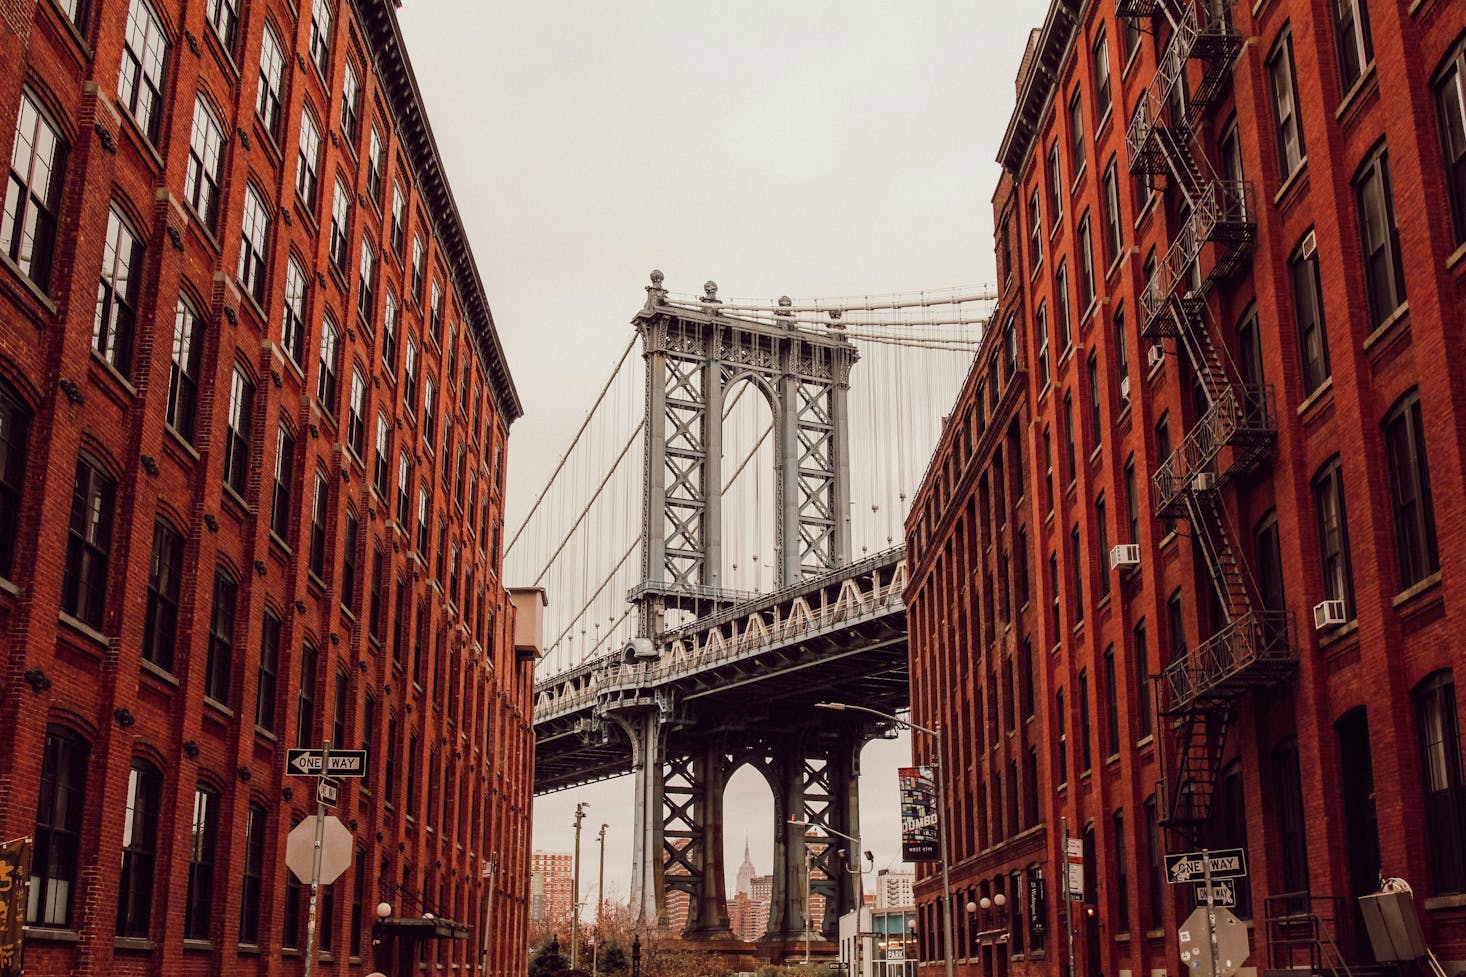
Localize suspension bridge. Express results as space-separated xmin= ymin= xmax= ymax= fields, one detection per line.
xmin=509 ymin=271 xmax=993 ymax=953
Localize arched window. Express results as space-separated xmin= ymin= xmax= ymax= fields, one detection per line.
xmin=29 ymin=725 xmax=89 ymax=927
xmin=117 ymin=759 xmax=163 ymax=937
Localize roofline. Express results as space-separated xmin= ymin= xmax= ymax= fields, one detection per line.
xmin=350 ymin=0 xmax=524 ymax=425
xmin=996 ymin=0 xmax=1082 ymax=176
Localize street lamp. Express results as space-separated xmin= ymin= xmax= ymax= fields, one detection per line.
xmin=816 ymin=702 xmax=955 ymax=977
xmin=790 ymin=818 xmax=874 ymax=977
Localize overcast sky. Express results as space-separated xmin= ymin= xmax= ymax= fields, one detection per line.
xmin=396 ymin=0 xmax=1048 ymax=910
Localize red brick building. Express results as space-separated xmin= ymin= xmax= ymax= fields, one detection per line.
xmin=0 ymin=0 xmax=536 ymax=973
xmin=907 ymin=2 xmax=1466 ymax=977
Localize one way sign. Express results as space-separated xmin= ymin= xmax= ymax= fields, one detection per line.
xmin=1165 ymin=848 xmax=1247 ymax=884
xmin=287 ymin=748 xmax=368 ymax=778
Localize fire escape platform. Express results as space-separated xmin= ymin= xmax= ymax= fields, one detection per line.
xmin=1160 ymin=610 xmax=1296 ymax=714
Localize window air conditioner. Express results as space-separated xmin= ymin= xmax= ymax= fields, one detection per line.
xmin=1109 ymin=544 xmax=1141 ymax=570
xmin=1191 ymin=472 xmax=1215 ymax=492
xmin=1147 ymin=345 xmax=1165 ymax=370
xmin=1313 ymin=599 xmax=1346 ymax=630
xmin=1119 ymin=376 xmax=1131 ymax=401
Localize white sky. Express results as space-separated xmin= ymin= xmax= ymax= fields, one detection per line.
xmin=396 ymin=0 xmax=1049 ymax=911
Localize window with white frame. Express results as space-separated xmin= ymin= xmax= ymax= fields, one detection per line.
xmin=118 ymin=0 xmax=168 ymax=141
xmin=382 ymin=290 xmax=398 ymax=377
xmin=223 ymin=365 xmax=253 ymax=497
xmin=1333 ymin=0 xmax=1373 ymax=93
xmin=93 ymin=207 xmax=142 ymax=375
xmin=4 ymin=91 xmax=69 ymax=292
xmin=255 ymin=25 xmax=285 ymax=138
xmin=317 ymin=315 xmax=339 ymax=410
xmin=1268 ymin=31 xmax=1306 ymax=179
xmin=237 ymin=185 xmax=270 ymax=304
xmin=282 ymin=257 xmax=308 ymax=365
xmin=296 ymin=108 xmax=322 ymax=209
xmin=341 ymin=60 xmax=361 ymax=143
xmin=348 ymin=367 xmax=366 ymax=457
xmin=184 ymin=96 xmax=225 ymax=230
xmin=329 ymin=176 xmax=350 ymax=271
xmin=357 ymin=236 xmax=375 ymax=326
xmin=206 ymin=0 xmax=239 ymax=53
xmin=391 ymin=184 xmax=406 ymax=256
xmin=367 ymin=127 xmax=385 ymax=204
xmin=167 ymin=297 xmax=204 ymax=442
xmin=308 ymin=0 xmax=332 ymax=77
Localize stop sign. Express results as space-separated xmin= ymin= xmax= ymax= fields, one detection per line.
xmin=285 ymin=815 xmax=354 ymax=885
xmin=1178 ymin=906 xmax=1250 ymax=977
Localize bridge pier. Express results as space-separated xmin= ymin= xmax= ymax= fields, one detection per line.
xmin=609 ymin=708 xmax=668 ymax=926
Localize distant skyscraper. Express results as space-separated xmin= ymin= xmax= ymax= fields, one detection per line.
xmin=736 ymin=838 xmax=757 ymax=896
xmin=531 ymin=851 xmax=574 ymax=923
xmin=873 ymin=868 xmax=915 ymax=911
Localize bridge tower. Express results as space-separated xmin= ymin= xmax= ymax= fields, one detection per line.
xmin=616 ymin=273 xmax=868 ymax=943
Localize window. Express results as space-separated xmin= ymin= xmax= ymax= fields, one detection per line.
xmin=416 ymin=486 xmax=429 ymax=553
xmin=239 ymin=803 xmax=266 ymax=943
xmin=1101 ymin=159 xmax=1122 ymax=267
xmin=348 ymin=366 xmax=366 ymax=457
xmin=118 ymin=0 xmax=168 ymax=141
xmin=1055 ymin=687 xmax=1067 ymax=786
xmin=184 ymin=784 xmax=220 ymax=940
xmin=391 ymin=184 xmax=406 ymax=256
xmin=309 ymin=473 xmax=330 ymax=579
xmin=1355 ymin=146 xmax=1407 ymax=326
xmin=383 ymin=290 xmax=399 ymax=376
xmin=1077 ymin=214 xmax=1095 ymax=308
xmin=1255 ymin=509 xmax=1286 ymax=619
xmin=1273 ymin=738 xmax=1310 ymax=893
xmin=256 ymin=610 xmax=281 ymax=732
xmin=1078 ymin=668 xmax=1092 ymax=772
xmin=117 ymin=760 xmax=162 ymax=937
xmin=1333 ymin=0 xmax=1373 ymax=92
xmin=1113 ymin=808 xmax=1129 ymax=931
xmin=367 ymin=127 xmax=385 ymax=204
xmin=369 ymin=547 xmax=386 ymax=641
xmin=1056 ymin=261 xmax=1072 ymax=350
xmin=1211 ymin=762 xmax=1253 ymax=918
xmin=1268 ymin=32 xmax=1306 ymax=178
xmin=1071 ymin=525 xmax=1084 ymax=625
xmin=29 ymin=726 xmax=88 ymax=927
xmin=1384 ymin=391 xmax=1439 ymax=588
xmin=93 ymin=207 xmax=142 ymax=375
xmin=1042 ymin=426 xmax=1054 ymax=513
xmin=1029 ymin=189 xmax=1043 ymax=268
xmin=341 ymin=510 xmax=359 ymax=611
xmin=237 ymin=186 xmax=269 ymax=304
xmin=204 ymin=569 xmax=237 ymax=703
xmin=1069 ymin=89 xmax=1086 ymax=175
xmin=341 ymin=61 xmax=361 ymax=143
xmin=1048 ymin=552 xmax=1061 ymax=639
xmin=1063 ymin=392 xmax=1077 ymax=484
xmin=184 ymin=96 xmax=225 ymax=229
xmin=430 ymin=280 xmax=444 ymax=342
xmin=308 ymin=0 xmax=332 ymax=76
xmin=406 ymin=731 xmax=419 ymax=814
xmin=1133 ymin=621 xmax=1151 ymax=738
xmin=1095 ymin=492 xmax=1109 ymax=599
xmin=411 ymin=237 xmax=425 ymax=300
xmin=1047 ymin=141 xmax=1063 ymax=227
xmin=332 ymin=669 xmax=348 ymax=745
xmin=397 ymin=451 xmax=412 ymax=525
xmin=1416 ymin=672 xmax=1466 ymax=893
xmin=1124 ymin=19 xmax=1141 ymax=62
xmin=1289 ymin=234 xmax=1330 ymax=394
xmin=3 ymin=92 xmax=68 ymax=292
xmin=1438 ymin=44 xmax=1466 ymax=248
xmin=317 ymin=315 xmax=340 ymax=410
xmin=296 ymin=109 xmax=322 ymax=209
xmin=142 ymin=518 xmax=183 ymax=671
xmin=223 ymin=366 xmax=253 ymax=497
xmin=205 ymin=0 xmax=237 ymax=50
xmin=62 ymin=454 xmax=114 ymax=630
xmin=1166 ymin=588 xmax=1185 ymax=666
xmin=255 ymin=26 xmax=285 ymax=137
xmin=166 ymin=298 xmax=204 ymax=442
xmin=1093 ymin=30 xmax=1112 ymax=121
xmin=329 ymin=176 xmax=351 ymax=271
xmin=280 ymin=257 xmax=309 ymax=366
xmin=385 ymin=713 xmax=399 ymax=797
xmin=404 ymin=337 xmax=419 ymax=411
xmin=1313 ymin=456 xmax=1355 ymax=618
xmin=0 ymin=383 xmax=26 ymax=579
xmin=1144 ymin=795 xmax=1163 ymax=928
xmin=1123 ymin=455 xmax=1139 ymax=543
xmin=423 ymin=378 xmax=437 ymax=445
xmin=1035 ymin=302 xmax=1049 ymax=388
xmin=282 ymin=857 xmax=302 ymax=949
xmin=297 ymin=642 xmax=318 ymax=747
xmin=358 ymin=236 xmax=376 ymax=325
xmin=375 ymin=412 xmax=391 ymax=497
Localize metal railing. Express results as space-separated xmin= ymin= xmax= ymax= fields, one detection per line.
xmin=1151 ymin=385 xmax=1275 ymax=517
xmin=1161 ymin=609 xmax=1294 ymax=711
xmin=1139 ymin=180 xmax=1254 ymax=331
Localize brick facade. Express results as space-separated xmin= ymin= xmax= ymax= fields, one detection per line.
xmin=908 ymin=3 xmax=1466 ymax=977
xmin=0 ymin=0 xmax=535 ymax=974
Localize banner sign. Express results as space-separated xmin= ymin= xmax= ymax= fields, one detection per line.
xmin=898 ymin=767 xmax=939 ymax=862
xmin=0 ymin=837 xmax=32 ymax=977
xmin=1028 ymin=870 xmax=1047 ymax=934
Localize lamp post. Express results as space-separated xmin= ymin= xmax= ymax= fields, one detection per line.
xmin=790 ymin=818 xmax=872 ymax=977
xmin=572 ymin=802 xmax=588 ymax=972
xmin=595 ymin=824 xmax=607 ymax=976
xmin=816 ymin=702 xmax=955 ymax=977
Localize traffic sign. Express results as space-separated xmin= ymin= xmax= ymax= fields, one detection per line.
xmin=1177 ymin=906 xmax=1249 ymax=977
xmin=317 ymin=778 xmax=339 ymax=809
xmin=1193 ymin=880 xmax=1237 ymax=908
xmin=287 ymin=748 xmax=367 ymax=778
xmin=285 ymin=815 xmax=354 ymax=885
xmin=1065 ymin=837 xmax=1084 ymax=899
xmin=1166 ymin=848 xmax=1247 ymax=884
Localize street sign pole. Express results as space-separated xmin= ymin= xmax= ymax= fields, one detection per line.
xmin=480 ymin=853 xmax=498 ymax=973
xmin=303 ymin=739 xmax=332 ymax=977
xmin=1062 ymin=817 xmax=1076 ymax=977
xmin=1202 ymin=848 xmax=1221 ymax=977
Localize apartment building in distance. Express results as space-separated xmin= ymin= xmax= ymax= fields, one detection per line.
xmin=0 ymin=0 xmax=535 ymax=973
xmin=531 ymin=850 xmax=574 ymax=924
xmin=907 ymin=2 xmax=1466 ymax=977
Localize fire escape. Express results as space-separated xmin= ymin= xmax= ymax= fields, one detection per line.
xmin=1117 ymin=0 xmax=1295 ymax=840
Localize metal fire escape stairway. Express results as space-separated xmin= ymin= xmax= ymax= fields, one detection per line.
xmin=1119 ymin=0 xmax=1295 ymax=839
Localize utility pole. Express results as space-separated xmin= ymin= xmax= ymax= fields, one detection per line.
xmin=572 ymin=802 xmax=588 ymax=972
xmin=595 ymin=824 xmax=607 ymax=976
